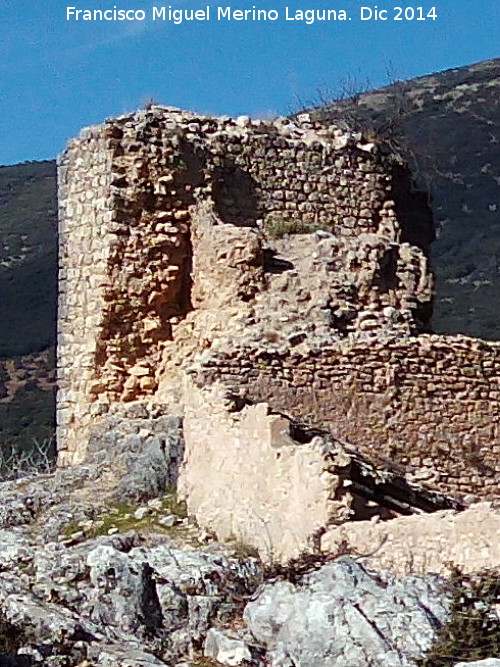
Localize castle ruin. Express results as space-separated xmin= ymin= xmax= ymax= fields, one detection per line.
xmin=57 ymin=107 xmax=500 ymax=561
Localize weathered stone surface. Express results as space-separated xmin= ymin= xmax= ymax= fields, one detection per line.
xmin=1 ymin=591 xmax=100 ymax=645
xmin=321 ymin=502 xmax=500 ymax=575
xmin=86 ymin=544 xmax=162 ymax=640
xmin=454 ymin=661 xmax=500 ymax=667
xmin=0 ymin=465 xmax=97 ymax=535
xmin=0 ymin=459 xmax=496 ymax=667
xmin=193 ymin=333 xmax=500 ymax=501
xmin=179 ymin=380 xmax=346 ymax=562
xmin=179 ymin=378 xmax=464 ymax=563
xmin=57 ymin=108 xmax=498 ymax=575
xmin=57 ymin=107 xmax=435 ymax=466
xmin=244 ymin=557 xmax=451 ymax=667
xmin=0 ymin=531 xmax=31 ymax=569
xmin=0 ymin=521 xmax=261 ymax=665
xmin=87 ymin=411 xmax=184 ymax=502
xmin=89 ymin=645 xmax=168 ymax=666
xmin=0 ymin=442 xmax=261 ymax=665
xmin=204 ymin=628 xmax=252 ymax=666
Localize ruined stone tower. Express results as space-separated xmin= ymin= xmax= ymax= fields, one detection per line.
xmin=58 ymin=107 xmax=499 ymax=560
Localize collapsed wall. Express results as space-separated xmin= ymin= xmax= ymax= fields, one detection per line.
xmin=321 ymin=502 xmax=500 ymax=576
xmin=180 ymin=378 xmax=461 ymax=562
xmin=58 ymin=107 xmax=499 ymax=561
xmin=194 ymin=334 xmax=500 ymax=499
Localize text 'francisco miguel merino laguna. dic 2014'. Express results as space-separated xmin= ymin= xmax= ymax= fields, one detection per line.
xmin=65 ymin=6 xmax=439 ymax=24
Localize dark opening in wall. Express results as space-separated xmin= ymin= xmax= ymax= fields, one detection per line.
xmin=212 ymin=161 xmax=260 ymax=227
xmin=392 ymin=163 xmax=435 ymax=256
xmin=373 ymin=247 xmax=400 ymax=292
xmin=347 ymin=459 xmax=463 ymax=522
xmin=391 ymin=164 xmax=435 ymax=332
xmin=262 ymin=248 xmax=295 ymax=274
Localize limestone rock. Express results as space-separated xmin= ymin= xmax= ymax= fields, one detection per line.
xmin=86 ymin=412 xmax=184 ymax=502
xmin=204 ymin=628 xmax=252 ymax=665
xmin=86 ymin=544 xmax=162 ymax=640
xmin=89 ymin=644 xmax=168 ymax=666
xmin=0 ymin=457 xmax=495 ymax=667
xmin=0 ymin=530 xmax=31 ymax=568
xmin=0 ymin=444 xmax=262 ymax=666
xmin=0 ymin=494 xmax=262 ymax=665
xmin=1 ymin=591 xmax=100 ymax=644
xmin=133 ymin=506 xmax=152 ymax=520
xmin=244 ymin=557 xmax=451 ymax=667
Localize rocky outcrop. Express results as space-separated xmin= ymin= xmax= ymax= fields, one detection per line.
xmin=0 ymin=435 xmax=498 ymax=666
xmin=0 ymin=446 xmax=261 ymax=666
xmin=86 ymin=408 xmax=184 ymax=502
xmin=0 ymin=534 xmax=261 ymax=666
xmin=0 ymin=459 xmax=453 ymax=667
xmin=243 ymin=558 xmax=450 ymax=667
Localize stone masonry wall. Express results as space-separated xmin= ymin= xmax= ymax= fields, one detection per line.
xmin=57 ymin=129 xmax=113 ymax=465
xmin=193 ymin=334 xmax=500 ymax=500
xmin=179 ymin=379 xmax=460 ymax=562
xmin=321 ymin=503 xmax=500 ymax=576
xmin=179 ymin=381 xmax=344 ymax=562
xmin=58 ymin=107 xmax=432 ymax=463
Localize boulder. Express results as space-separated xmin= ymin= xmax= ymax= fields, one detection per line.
xmin=244 ymin=556 xmax=451 ymax=667
xmin=89 ymin=644 xmax=168 ymax=666
xmin=205 ymin=628 xmax=252 ymax=665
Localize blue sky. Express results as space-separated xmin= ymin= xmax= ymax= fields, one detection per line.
xmin=1 ymin=0 xmax=499 ymax=164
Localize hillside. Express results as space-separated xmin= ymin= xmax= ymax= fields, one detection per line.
xmin=0 ymin=161 xmax=57 ymax=455
xmin=309 ymin=58 xmax=500 ymax=339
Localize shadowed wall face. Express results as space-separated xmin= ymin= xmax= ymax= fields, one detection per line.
xmin=193 ymin=335 xmax=500 ymax=500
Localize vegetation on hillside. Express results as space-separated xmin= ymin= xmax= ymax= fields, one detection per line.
xmin=0 ymin=161 xmax=57 ymax=455
xmin=0 ymin=160 xmax=57 ymax=355
xmin=418 ymin=567 xmax=500 ymax=665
